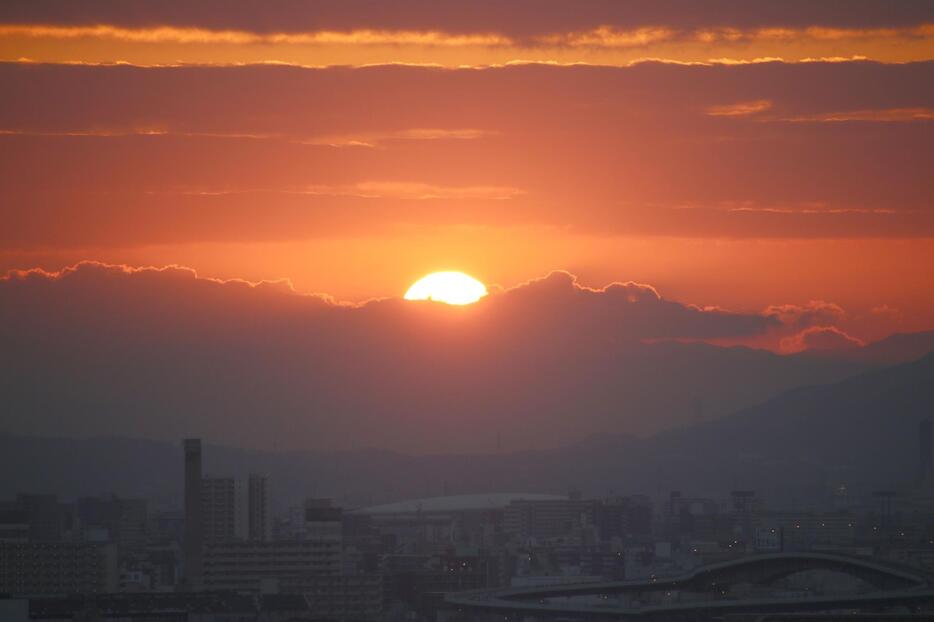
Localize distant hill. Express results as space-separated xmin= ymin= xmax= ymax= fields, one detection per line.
xmin=0 ymin=331 xmax=876 ymax=453
xmin=847 ymin=330 xmax=934 ymax=366
xmin=1 ymin=352 xmax=931 ymax=510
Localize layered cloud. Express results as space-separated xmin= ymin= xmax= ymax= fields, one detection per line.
xmin=3 ymin=261 xmax=874 ymax=452
xmin=4 ymin=1 xmax=930 ymax=35
xmin=0 ymin=1 xmax=931 ymax=66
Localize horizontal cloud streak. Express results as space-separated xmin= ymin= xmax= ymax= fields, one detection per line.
xmin=300 ymin=182 xmax=524 ymax=200
xmin=706 ymin=99 xmax=773 ymax=116
xmin=0 ymin=24 xmax=511 ymax=46
xmin=0 ymin=126 xmax=496 ymax=147
xmin=779 ymin=107 xmax=934 ymax=122
xmin=1 ymin=20 xmax=931 ymax=66
xmin=1 ymin=61 xmax=931 ymax=247
xmin=1 ymin=1 xmax=930 ymax=36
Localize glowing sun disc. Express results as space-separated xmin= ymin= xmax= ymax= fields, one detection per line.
xmin=404 ymin=271 xmax=488 ymax=305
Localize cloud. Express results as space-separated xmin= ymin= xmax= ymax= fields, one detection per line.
xmin=780 ymin=325 xmax=864 ymax=353
xmin=2 ymin=1 xmax=930 ymax=36
xmin=706 ymin=99 xmax=773 ymax=116
xmin=764 ymin=300 xmax=846 ymax=329
xmin=0 ymin=15 xmax=931 ymax=66
xmin=0 ymin=126 xmax=496 ymax=147
xmin=490 ymin=270 xmax=776 ymax=341
xmin=3 ymin=260 xmax=306 ymax=298
xmin=138 ymin=180 xmax=525 ymax=201
xmin=870 ymin=304 xmax=901 ymax=319
xmin=307 ymin=127 xmax=495 ymax=147
xmin=0 ymin=24 xmax=511 ymax=47
xmin=541 ymin=27 xmax=675 ymax=48
xmin=2 ymin=61 xmax=931 ymax=248
xmin=299 ymin=182 xmax=524 ymax=200
xmin=0 ymin=261 xmax=808 ymax=452
xmin=780 ymin=107 xmax=934 ymax=122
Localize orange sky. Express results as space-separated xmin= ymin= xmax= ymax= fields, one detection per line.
xmin=1 ymin=0 xmax=933 ymax=350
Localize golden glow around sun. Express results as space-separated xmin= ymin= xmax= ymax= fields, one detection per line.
xmin=404 ymin=271 xmax=488 ymax=305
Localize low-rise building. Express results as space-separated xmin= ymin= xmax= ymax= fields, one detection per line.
xmin=202 ymin=540 xmax=342 ymax=591
xmin=0 ymin=542 xmax=117 ymax=595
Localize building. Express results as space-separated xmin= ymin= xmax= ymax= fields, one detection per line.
xmin=201 ymin=476 xmax=247 ymax=542
xmin=24 ymin=592 xmax=368 ymax=621
xmin=75 ymin=495 xmax=148 ymax=556
xmin=303 ymin=498 xmax=343 ymax=542
xmin=248 ymin=473 xmax=272 ymax=542
xmin=281 ymin=574 xmax=383 ymax=621
xmin=758 ymin=512 xmax=857 ymax=550
xmin=182 ymin=438 xmax=203 ymax=590
xmin=503 ymin=493 xmax=596 ymax=542
xmin=382 ymin=553 xmax=499 ymax=621
xmin=201 ymin=499 xmax=343 ymax=591
xmin=594 ymin=495 xmax=654 ymax=541
xmin=0 ymin=505 xmax=29 ymax=543
xmin=664 ymin=491 xmax=732 ymax=543
xmin=201 ymin=473 xmax=271 ymax=544
xmin=730 ymin=490 xmax=760 ymax=544
xmin=920 ymin=418 xmax=933 ymax=485
xmin=0 ymin=542 xmax=117 ymax=595
xmin=16 ymin=494 xmax=66 ymax=542
xmin=202 ymin=539 xmax=342 ymax=591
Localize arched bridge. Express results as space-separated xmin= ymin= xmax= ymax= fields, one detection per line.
xmin=444 ymin=553 xmax=934 ymax=620
xmin=510 ymin=552 xmax=931 ymax=598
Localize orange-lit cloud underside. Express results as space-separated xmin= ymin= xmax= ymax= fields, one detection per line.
xmin=1 ymin=23 xmax=932 ymax=66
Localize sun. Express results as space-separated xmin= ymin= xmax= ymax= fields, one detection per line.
xmin=404 ymin=271 xmax=488 ymax=305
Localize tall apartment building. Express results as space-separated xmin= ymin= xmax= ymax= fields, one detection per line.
xmin=920 ymin=419 xmax=933 ymax=485
xmin=248 ymin=474 xmax=271 ymax=542
xmin=201 ymin=476 xmax=247 ymax=542
xmin=202 ymin=473 xmax=270 ymax=543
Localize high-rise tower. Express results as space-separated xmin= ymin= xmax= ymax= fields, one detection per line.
xmin=920 ymin=419 xmax=933 ymax=484
xmin=183 ymin=438 xmax=203 ymax=590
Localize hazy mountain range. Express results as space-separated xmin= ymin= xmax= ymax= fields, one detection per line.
xmin=2 ymin=342 xmax=931 ymax=510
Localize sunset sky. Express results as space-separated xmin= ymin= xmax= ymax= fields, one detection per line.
xmin=1 ymin=1 xmax=933 ymax=445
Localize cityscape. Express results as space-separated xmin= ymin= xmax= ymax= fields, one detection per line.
xmin=2 ymin=1 xmax=934 ymax=621
xmin=2 ymin=421 xmax=934 ymax=620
